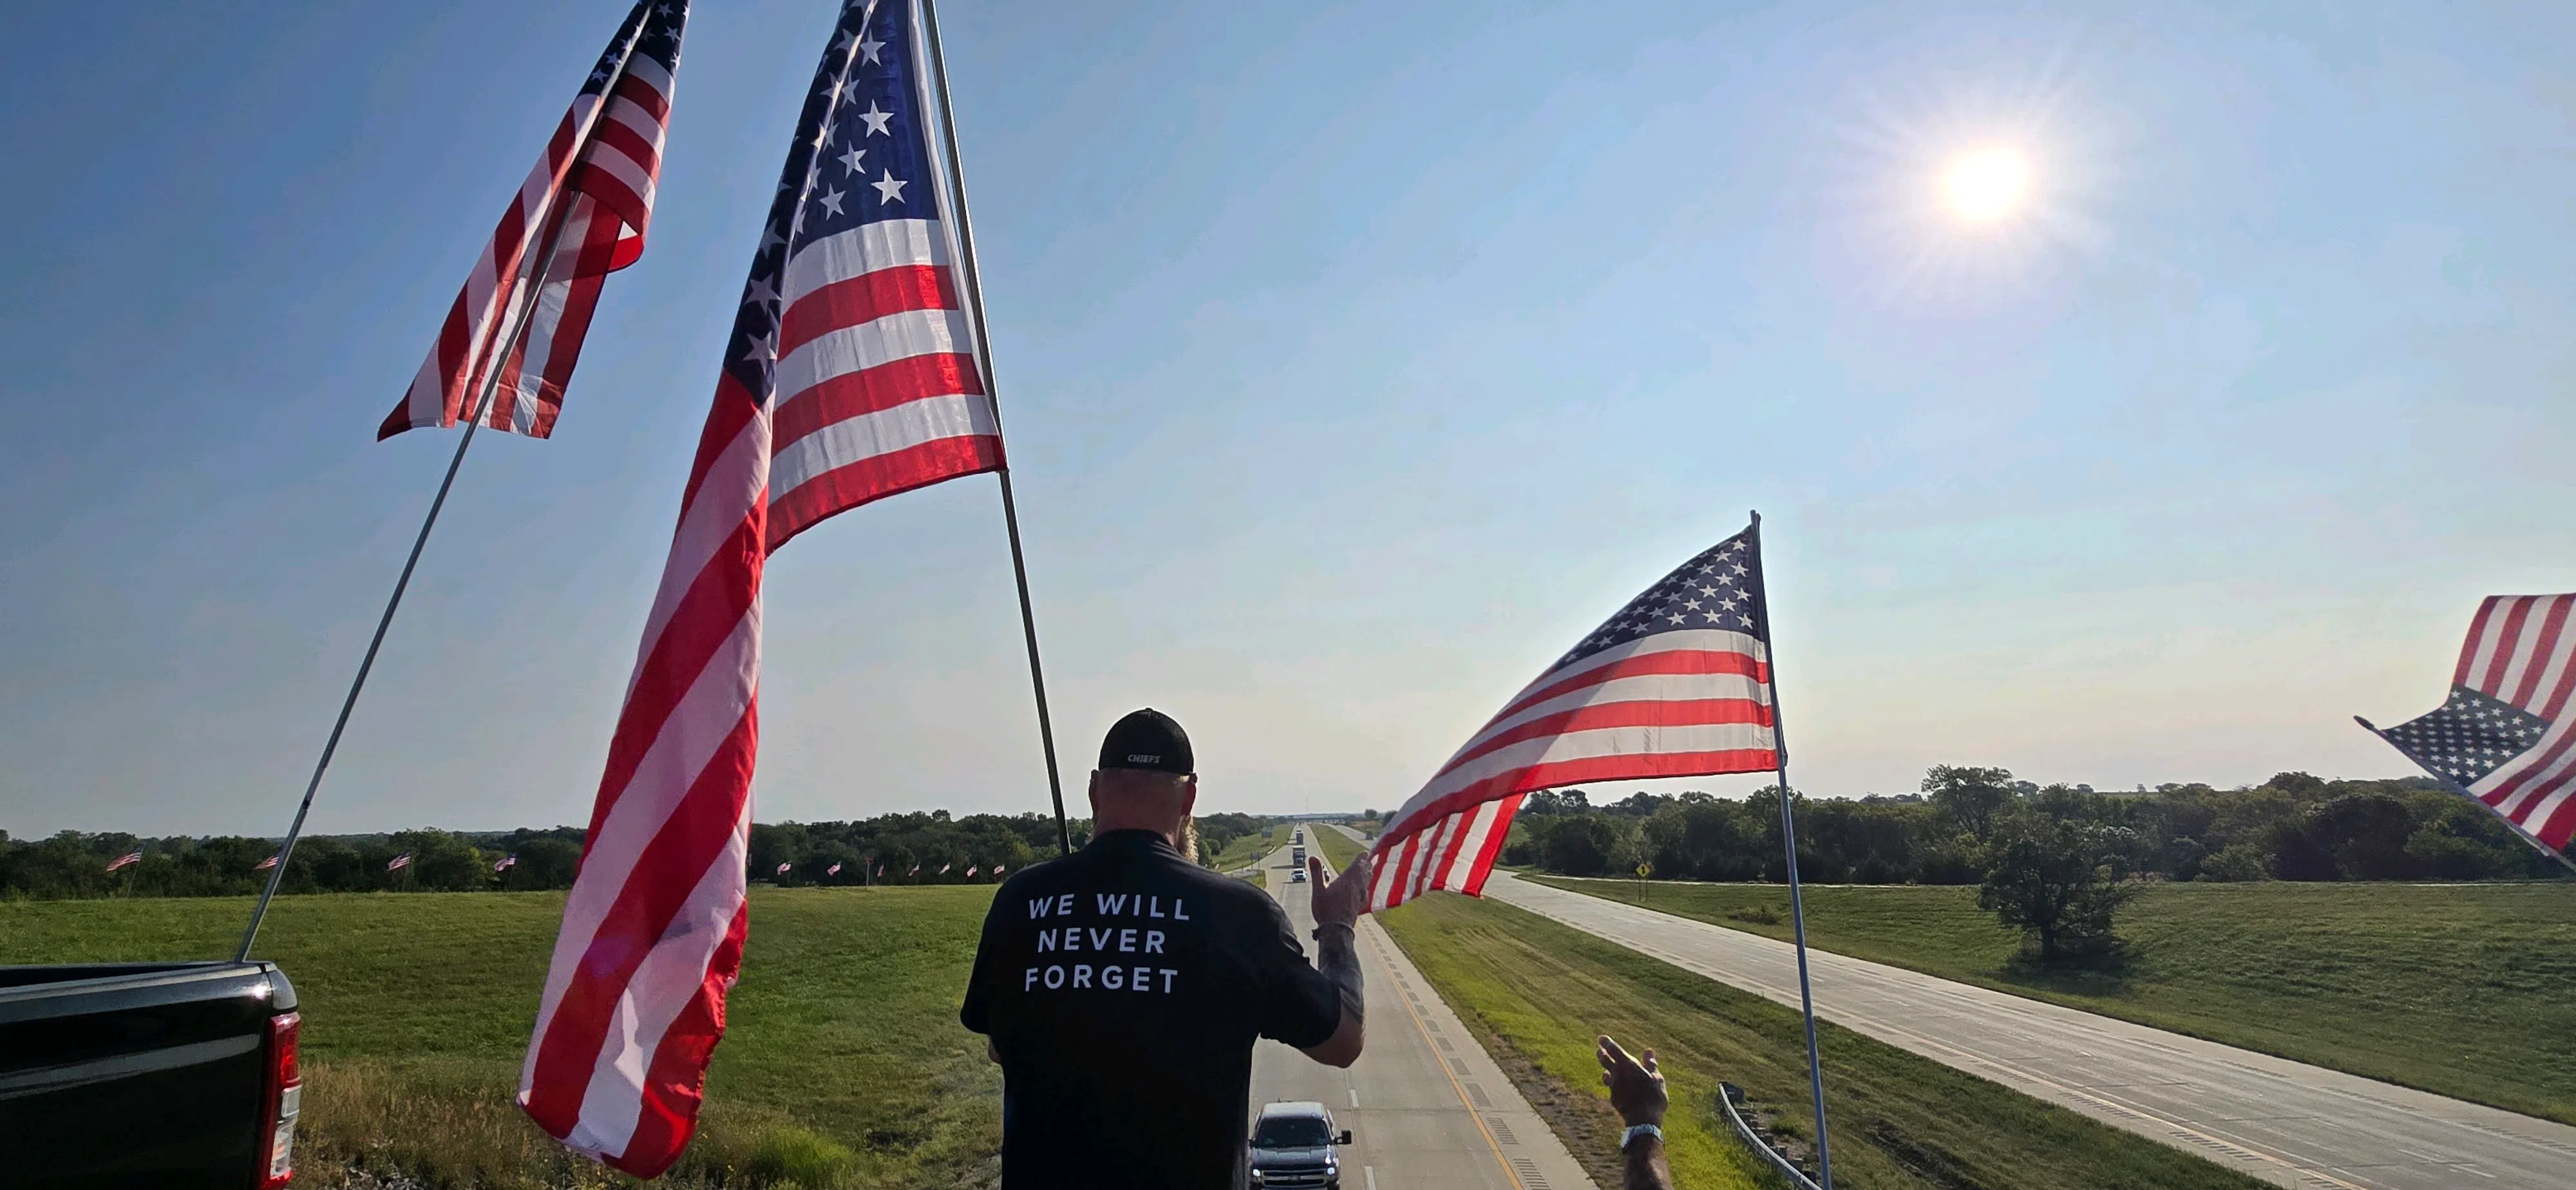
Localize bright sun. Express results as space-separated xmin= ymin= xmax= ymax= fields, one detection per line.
xmin=1941 ymin=146 xmax=2033 ymax=225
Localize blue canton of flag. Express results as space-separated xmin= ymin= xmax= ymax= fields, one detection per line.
xmin=723 ymin=0 xmax=1004 ymax=551
xmin=2383 ymin=686 xmax=2553 ymax=787
xmin=1557 ymin=527 xmax=1770 ymax=670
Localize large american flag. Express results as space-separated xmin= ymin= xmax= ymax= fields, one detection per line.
xmin=2373 ymin=594 xmax=2576 ymax=851
xmin=380 ymin=1 xmax=686 ymax=441
xmin=519 ymin=1 xmax=1003 ymax=1176
xmin=1369 ymin=522 xmax=1781 ymax=911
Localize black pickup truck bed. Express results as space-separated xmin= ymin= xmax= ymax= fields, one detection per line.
xmin=0 ymin=961 xmax=301 ymax=1189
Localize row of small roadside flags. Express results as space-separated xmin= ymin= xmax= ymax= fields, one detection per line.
xmin=110 ymin=849 xmax=515 ymax=874
xmin=773 ymin=860 xmax=1007 ymax=880
xmin=113 ymin=846 xmax=1013 ymax=880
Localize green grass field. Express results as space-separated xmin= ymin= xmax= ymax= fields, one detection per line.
xmin=1532 ymin=876 xmax=2576 ymax=1124
xmin=0 ymin=889 xmax=1001 ymax=1189
xmin=1378 ymin=893 xmax=2268 ymax=1190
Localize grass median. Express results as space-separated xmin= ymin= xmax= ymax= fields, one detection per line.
xmin=1530 ymin=875 xmax=2576 ymax=1124
xmin=2 ymin=887 xmax=1003 ymax=1189
xmin=1377 ymin=891 xmax=2269 ymax=1190
xmin=1309 ymin=822 xmax=1364 ymax=871
xmin=1208 ymin=822 xmax=1293 ymax=871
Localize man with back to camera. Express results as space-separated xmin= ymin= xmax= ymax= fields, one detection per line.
xmin=961 ymin=708 xmax=1373 ymax=1188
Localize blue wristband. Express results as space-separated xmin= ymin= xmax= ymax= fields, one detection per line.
xmin=1621 ymin=1123 xmax=1663 ymax=1149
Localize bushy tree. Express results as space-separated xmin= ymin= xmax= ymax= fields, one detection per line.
xmin=1977 ymin=813 xmax=2137 ymax=961
xmin=1540 ymin=815 xmax=1629 ymax=876
xmin=1924 ymin=765 xmax=2017 ymax=843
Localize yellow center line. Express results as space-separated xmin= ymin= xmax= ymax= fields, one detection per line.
xmin=1313 ymin=852 xmax=1527 ymax=1190
xmin=1372 ymin=926 xmax=1529 ymax=1190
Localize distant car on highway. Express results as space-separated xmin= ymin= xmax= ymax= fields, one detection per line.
xmin=1248 ymin=1100 xmax=1352 ymax=1188
xmin=1289 ymin=867 xmax=1307 ymax=883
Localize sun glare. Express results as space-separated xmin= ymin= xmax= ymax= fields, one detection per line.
xmin=1942 ymin=146 xmax=2033 ymax=225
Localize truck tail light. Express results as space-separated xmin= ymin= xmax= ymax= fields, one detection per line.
xmin=256 ymin=1011 xmax=302 ymax=1189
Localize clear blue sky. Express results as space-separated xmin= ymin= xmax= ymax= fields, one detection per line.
xmin=3 ymin=1 xmax=2570 ymax=837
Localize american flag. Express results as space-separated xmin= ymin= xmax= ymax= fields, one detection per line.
xmin=381 ymin=1 xmax=687 ymax=440
xmin=775 ymin=862 xmax=794 ymax=876
xmin=1368 ymin=521 xmax=1781 ymax=911
xmin=2372 ymin=594 xmax=2576 ymax=851
xmin=992 ymin=863 xmax=1006 ymax=875
xmin=939 ymin=862 xmax=952 ymax=874
xmin=388 ymin=853 xmax=414 ymax=871
xmin=965 ymin=865 xmax=979 ymax=878
xmin=254 ymin=854 xmax=280 ymax=871
xmin=496 ymin=854 xmax=520 ymax=873
xmin=106 ymin=851 xmax=144 ymax=874
xmin=826 ymin=862 xmax=843 ymax=876
xmin=520 ymin=3 xmax=1007 ymax=1176
xmin=909 ymin=864 xmax=920 ymax=875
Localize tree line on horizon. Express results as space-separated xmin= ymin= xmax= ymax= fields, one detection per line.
xmin=0 ymin=810 xmax=1287 ymax=901
xmin=1506 ymin=768 xmax=2568 ymax=887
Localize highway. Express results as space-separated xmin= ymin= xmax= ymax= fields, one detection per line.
xmin=1439 ymin=852 xmax=2576 ymax=1190
xmin=1246 ymin=838 xmax=1598 ymax=1190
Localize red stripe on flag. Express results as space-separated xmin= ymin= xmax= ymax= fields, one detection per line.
xmin=1391 ymin=748 xmax=1780 ymax=858
xmin=591 ymin=118 xmax=661 ymax=178
xmin=1428 ymin=806 xmax=1480 ymax=890
xmin=1457 ymin=792 xmax=1527 ymax=897
xmin=1491 ymin=648 xmax=1768 ymax=727
xmin=1440 ymin=698 xmax=1776 ymax=780
xmin=2525 ymin=597 xmax=2576 ymax=721
xmin=766 ymin=434 xmax=1003 ymax=551
xmin=770 ymin=352 xmax=985 ymax=448
xmin=611 ymin=71 xmax=672 ymax=124
xmin=2526 ymin=790 xmax=2576 ymax=850
xmin=616 ymin=897 xmax=749 ymax=1175
xmin=525 ymin=698 xmax=757 ymax=1141
xmin=2474 ymin=598 xmax=2539 ymax=697
xmin=585 ymin=519 xmax=764 ymax=846
xmin=2455 ymin=597 xmax=2508 ymax=687
xmin=777 ymin=265 xmax=960 ymax=359
xmin=2509 ymin=598 xmax=2574 ymax=712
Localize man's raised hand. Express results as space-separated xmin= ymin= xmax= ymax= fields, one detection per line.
xmin=1310 ymin=853 xmax=1371 ymax=928
xmin=1597 ymin=1035 xmax=1667 ymax=1128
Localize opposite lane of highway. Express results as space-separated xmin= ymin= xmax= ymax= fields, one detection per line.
xmin=1434 ymin=844 xmax=2576 ymax=1190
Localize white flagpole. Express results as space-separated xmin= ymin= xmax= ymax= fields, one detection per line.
xmin=2356 ymin=716 xmax=2576 ymax=879
xmin=234 ymin=18 xmax=654 ymax=963
xmin=916 ymin=0 xmax=1072 ymax=856
xmin=1752 ymin=510 xmax=1835 ymax=1189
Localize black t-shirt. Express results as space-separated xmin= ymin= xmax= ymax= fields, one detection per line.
xmin=960 ymin=829 xmax=1342 ymax=1189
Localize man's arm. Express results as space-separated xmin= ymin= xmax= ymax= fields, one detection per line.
xmin=1298 ymin=855 xmax=1369 ymax=1068
xmin=1598 ymin=1035 xmax=1672 ymax=1190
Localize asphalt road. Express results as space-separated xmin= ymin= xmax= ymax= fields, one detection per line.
xmin=1247 ymin=839 xmax=1598 ymax=1190
xmin=1452 ymin=855 xmax=2576 ymax=1190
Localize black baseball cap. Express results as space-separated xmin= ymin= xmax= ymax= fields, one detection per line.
xmin=1099 ymin=708 xmax=1194 ymax=776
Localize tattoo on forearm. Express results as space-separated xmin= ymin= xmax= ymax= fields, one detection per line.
xmin=1316 ymin=924 xmax=1364 ymax=1026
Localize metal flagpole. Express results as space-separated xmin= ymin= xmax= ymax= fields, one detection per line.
xmin=2356 ymin=716 xmax=2576 ymax=879
xmin=234 ymin=23 xmax=653 ymax=963
xmin=917 ymin=0 xmax=1073 ymax=857
xmin=1752 ymin=511 xmax=1835 ymax=1190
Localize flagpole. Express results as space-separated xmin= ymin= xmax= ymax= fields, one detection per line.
xmin=2356 ymin=716 xmax=2576 ymax=878
xmin=233 ymin=22 xmax=654 ymax=963
xmin=1752 ymin=511 xmax=1835 ymax=1190
xmin=917 ymin=0 xmax=1072 ymax=857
